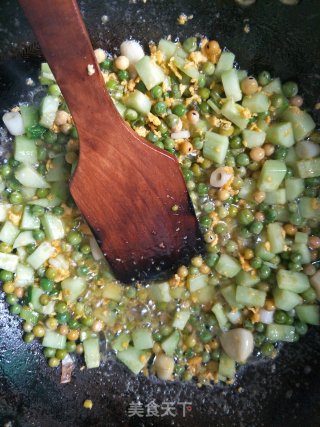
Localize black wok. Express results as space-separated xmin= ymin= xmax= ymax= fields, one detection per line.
xmin=0 ymin=1 xmax=320 ymax=426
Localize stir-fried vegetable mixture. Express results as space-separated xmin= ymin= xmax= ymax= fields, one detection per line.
xmin=1 ymin=36 xmax=320 ymax=385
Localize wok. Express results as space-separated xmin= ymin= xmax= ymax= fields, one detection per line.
xmin=0 ymin=0 xmax=320 ymax=426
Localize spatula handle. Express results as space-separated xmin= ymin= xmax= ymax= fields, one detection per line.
xmin=18 ymin=0 xmax=119 ymax=128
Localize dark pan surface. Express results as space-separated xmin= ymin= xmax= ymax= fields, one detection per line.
xmin=0 ymin=1 xmax=320 ymax=426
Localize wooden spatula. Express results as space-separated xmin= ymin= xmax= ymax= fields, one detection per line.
xmin=19 ymin=0 xmax=204 ymax=283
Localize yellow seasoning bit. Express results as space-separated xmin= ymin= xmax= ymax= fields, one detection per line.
xmin=171 ymin=204 xmax=179 ymax=212
xmin=83 ymin=399 xmax=93 ymax=410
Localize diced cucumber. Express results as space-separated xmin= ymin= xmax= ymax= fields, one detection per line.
xmin=187 ymin=273 xmax=208 ymax=293
xmin=295 ymin=232 xmax=308 ymax=245
xmin=161 ymin=330 xmax=180 ymax=356
xmin=242 ymin=129 xmax=266 ymax=148
xmin=256 ymin=117 xmax=270 ymax=132
xmin=221 ymin=98 xmax=249 ymax=129
xmin=20 ymin=307 xmax=39 ymax=325
xmin=263 ymin=78 xmax=282 ymax=95
xmin=135 ymin=56 xmax=165 ymax=90
xmin=203 ymin=131 xmax=229 ymax=164
xmin=299 ymin=197 xmax=320 ymax=219
xmin=20 ymin=105 xmax=39 ymax=128
xmin=215 ymin=254 xmax=241 ymax=278
xmin=132 ymin=328 xmax=154 ymax=350
xmin=102 ymin=281 xmax=123 ymax=302
xmin=207 ymin=98 xmax=221 ymax=115
xmin=193 ymin=285 xmax=215 ymax=304
xmin=29 ymin=286 xmax=55 ymax=314
xmin=50 ymin=182 xmax=69 ymax=202
xmin=264 ymin=189 xmax=286 ymax=205
xmin=16 ymin=247 xmax=27 ymax=261
xmin=275 ymin=206 xmax=290 ymax=222
xmin=41 ymin=213 xmax=65 ymax=240
xmin=218 ymin=351 xmax=236 ymax=379
xmin=42 ymin=330 xmax=66 ymax=349
xmin=26 ymin=241 xmax=55 ymax=269
xmin=266 ymin=324 xmax=296 ymax=342
xmin=214 ymin=52 xmax=235 ymax=79
xmin=281 ymin=106 xmax=315 ymax=141
xmin=238 ymin=178 xmax=256 ymax=201
xmin=21 ymin=205 xmax=40 ymax=230
xmin=14 ymin=136 xmax=38 ymax=164
xmin=212 ymin=302 xmax=228 ymax=329
xmin=172 ymin=309 xmax=191 ymax=330
xmin=236 ymin=286 xmax=266 ymax=307
xmin=124 ymin=90 xmax=151 ymax=115
xmin=242 ymin=93 xmax=270 ymax=113
xmin=221 ymin=68 xmax=242 ymax=102
xmin=13 ymin=231 xmax=36 ymax=248
xmin=273 ymin=288 xmax=302 ymax=311
xmin=83 ymin=338 xmax=101 ymax=369
xmin=29 ymin=197 xmax=61 ymax=208
xmin=285 ymin=178 xmax=304 ymax=201
xmin=170 ymin=286 xmax=185 ymax=300
xmin=15 ymin=164 xmax=50 ymax=189
xmin=158 ymin=39 xmax=177 ymax=59
xmin=295 ymin=140 xmax=320 ymax=159
xmin=116 ymin=346 xmax=151 ymax=375
xmin=267 ymin=223 xmax=285 ymax=254
xmin=266 ymin=122 xmax=295 ymax=147
xmin=40 ymin=63 xmax=56 ymax=83
xmin=150 ymin=282 xmax=171 ymax=302
xmin=21 ymin=187 xmax=37 ymax=201
xmin=46 ymin=155 xmax=68 ymax=182
xmin=175 ymin=47 xmax=188 ymax=59
xmin=0 ymin=252 xmax=19 ymax=273
xmin=292 ymin=243 xmax=311 ymax=264
xmin=296 ymin=158 xmax=320 ymax=178
xmin=255 ymin=241 xmax=275 ymax=262
xmin=235 ymin=270 xmax=260 ymax=287
xmin=61 ymin=277 xmax=86 ymax=302
xmin=39 ymin=95 xmax=59 ymax=128
xmin=295 ymin=305 xmax=320 ymax=325
xmin=277 ymin=269 xmax=310 ymax=293
xmin=0 ymin=221 xmax=19 ymax=245
xmin=221 ymin=284 xmax=244 ymax=309
xmin=0 ymin=203 xmax=10 ymax=222
xmin=14 ymin=263 xmax=34 ymax=286
xmin=237 ymin=69 xmax=248 ymax=81
xmin=111 ymin=332 xmax=131 ymax=352
xmin=114 ymin=100 xmax=126 ymax=118
xmin=286 ymin=146 xmax=299 ymax=169
xmin=173 ymin=56 xmax=199 ymax=80
xmin=257 ymin=160 xmax=286 ymax=192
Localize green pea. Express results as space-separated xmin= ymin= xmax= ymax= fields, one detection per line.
xmin=31 ymin=205 xmax=45 ymax=217
xmin=150 ymin=85 xmax=163 ymax=99
xmin=282 ymin=81 xmax=298 ymax=98
xmin=48 ymin=357 xmax=60 ymax=368
xmin=274 ymin=310 xmax=288 ymax=324
xmin=225 ymin=240 xmax=237 ymax=254
xmin=264 ymin=207 xmax=277 ymax=223
xmin=294 ymin=320 xmax=308 ymax=336
xmin=202 ymin=62 xmax=215 ymax=76
xmin=250 ymin=221 xmax=263 ymax=235
xmin=117 ymin=70 xmax=129 ymax=81
xmin=236 ymin=153 xmax=250 ymax=167
xmin=37 ymin=163 xmax=47 ymax=175
xmin=55 ymin=349 xmax=68 ymax=360
xmin=67 ymin=231 xmax=82 ymax=246
xmin=172 ymin=103 xmax=186 ymax=117
xmin=158 ymin=121 xmax=168 ymax=135
xmin=66 ymin=341 xmax=77 ymax=352
xmin=1 ymin=164 xmax=12 ymax=177
xmin=175 ymin=364 xmax=185 ymax=375
xmin=202 ymin=351 xmax=211 ymax=363
xmin=81 ymin=316 xmax=94 ymax=327
xmin=6 ymin=294 xmax=18 ymax=305
xmin=25 ymin=243 xmax=36 ymax=254
xmin=182 ymin=37 xmax=197 ymax=53
xmin=0 ymin=243 xmax=12 ymax=253
xmin=32 ymin=229 xmax=45 ymax=241
xmin=199 ymin=215 xmax=212 ymax=228
xmin=254 ymin=333 xmax=265 ymax=347
xmin=37 ymin=146 xmax=47 ymax=161
xmin=106 ymin=79 xmax=117 ymax=90
xmin=273 ymin=146 xmax=288 ymax=160
xmin=10 ymin=304 xmax=21 ymax=315
xmin=77 ymin=265 xmax=89 ymax=276
xmin=250 ymin=257 xmax=262 ymax=269
xmin=147 ymin=132 xmax=159 ymax=143
xmin=163 ymin=137 xmax=175 ymax=151
xmin=230 ymin=135 xmax=242 ymax=149
xmin=55 ymin=301 xmax=67 ymax=313
xmin=239 ymin=227 xmax=252 ymax=239
xmin=165 ymin=113 xmax=179 ymax=128
xmin=261 ymin=343 xmax=274 ymax=356
xmin=68 ymin=318 xmax=80 ymax=329
xmin=36 ymin=188 xmax=49 ymax=198
xmin=288 ymin=262 xmax=302 ymax=272
xmin=70 ymin=127 xmax=78 ymax=139
xmin=46 ymin=267 xmax=57 ymax=281
xmin=100 ymin=58 xmax=112 ymax=71
xmin=199 ymin=330 xmax=213 ymax=343
xmin=290 ymin=252 xmax=302 ymax=263
xmin=255 ymin=322 xmax=265 ymax=333
xmin=57 ymin=312 xmax=70 ymax=324
xmin=152 ymin=331 xmax=162 ymax=342
xmin=135 ymin=80 xmax=147 ymax=93
xmin=24 ymin=333 xmax=35 ymax=343
xmin=0 ymin=270 xmax=13 ymax=282
xmin=200 ymin=102 xmax=210 ymax=114
xmin=238 ymin=208 xmax=254 ymax=226
xmin=171 ymin=84 xmax=181 ymax=99
xmin=214 ymin=223 xmax=227 ymax=235
xmin=197 ymin=74 xmax=206 ymax=88
xmin=192 ymin=137 xmax=203 ymax=150
xmin=39 ymin=294 xmax=50 ymax=306
xmin=44 ymin=130 xmax=57 ymax=144
xmin=259 ymin=264 xmax=271 ymax=279
xmin=44 ymin=347 xmax=56 ymax=358
xmin=196 ymin=183 xmax=208 ymax=196
xmin=9 ymin=191 xmax=23 ymax=204
xmin=40 ymin=277 xmax=54 ymax=292
xmin=154 ymin=141 xmax=164 ymax=149
xmin=243 ymin=319 xmax=254 ymax=330
xmin=258 ymin=71 xmax=271 ymax=86
xmin=198 ymin=87 xmax=210 ymax=100
xmin=211 ymin=349 xmax=220 ymax=361
xmin=302 ymin=287 xmax=317 ymax=303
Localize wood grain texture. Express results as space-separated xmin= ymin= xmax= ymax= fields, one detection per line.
xmin=18 ymin=0 xmax=204 ymax=283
